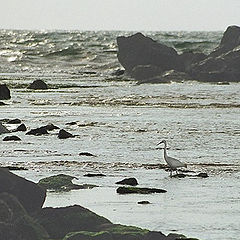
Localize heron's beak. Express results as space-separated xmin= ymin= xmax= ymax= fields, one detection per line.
xmin=157 ymin=141 xmax=164 ymax=145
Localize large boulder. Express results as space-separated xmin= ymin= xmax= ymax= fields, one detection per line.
xmin=190 ymin=47 xmax=240 ymax=82
xmin=0 ymin=84 xmax=11 ymax=100
xmin=0 ymin=193 xmax=49 ymax=240
xmin=34 ymin=205 xmax=112 ymax=239
xmin=117 ymin=33 xmax=182 ymax=74
xmin=209 ymin=25 xmax=240 ymax=57
xmin=0 ymin=168 xmax=46 ymax=214
xmin=189 ymin=25 xmax=240 ymax=82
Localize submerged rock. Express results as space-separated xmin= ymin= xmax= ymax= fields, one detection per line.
xmin=84 ymin=173 xmax=106 ymax=177
xmin=38 ymin=174 xmax=97 ymax=191
xmin=0 ymin=168 xmax=46 ymax=214
xmin=3 ymin=135 xmax=21 ymax=141
xmin=7 ymin=118 xmax=21 ymax=124
xmin=117 ymin=186 xmax=167 ymax=194
xmin=27 ymin=80 xmax=48 ymax=90
xmin=79 ymin=152 xmax=97 ymax=157
xmin=138 ymin=201 xmax=151 ymax=205
xmin=26 ymin=126 xmax=49 ymax=136
xmin=34 ymin=205 xmax=111 ymax=239
xmin=0 ymin=84 xmax=11 ymax=100
xmin=43 ymin=123 xmax=59 ymax=131
xmin=14 ymin=123 xmax=27 ymax=132
xmin=58 ymin=129 xmax=74 ymax=139
xmin=116 ymin=177 xmax=138 ymax=186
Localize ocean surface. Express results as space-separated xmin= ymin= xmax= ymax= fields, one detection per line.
xmin=0 ymin=30 xmax=240 ymax=240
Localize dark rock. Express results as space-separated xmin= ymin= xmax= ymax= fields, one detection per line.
xmin=79 ymin=152 xmax=96 ymax=157
xmin=3 ymin=135 xmax=21 ymax=141
xmin=84 ymin=173 xmax=106 ymax=177
xmin=144 ymin=231 xmax=168 ymax=240
xmin=26 ymin=126 xmax=48 ymax=136
xmin=138 ymin=201 xmax=151 ymax=205
xmin=0 ymin=123 xmax=10 ymax=134
xmin=42 ymin=123 xmax=59 ymax=131
xmin=27 ymin=80 xmax=48 ymax=90
xmin=0 ymin=193 xmax=49 ymax=240
xmin=131 ymin=65 xmax=162 ymax=80
xmin=210 ymin=25 xmax=240 ymax=57
xmin=38 ymin=174 xmax=98 ymax=191
xmin=3 ymin=166 xmax=28 ymax=171
xmin=0 ymin=84 xmax=11 ymax=100
xmin=117 ymin=32 xmax=182 ymax=73
xmin=14 ymin=123 xmax=27 ymax=132
xmin=0 ymin=168 xmax=46 ymax=214
xmin=116 ymin=177 xmax=138 ymax=186
xmin=34 ymin=205 xmax=111 ymax=239
xmin=179 ymin=52 xmax=207 ymax=72
xmin=190 ymin=26 xmax=240 ymax=82
xmin=58 ymin=129 xmax=74 ymax=139
xmin=117 ymin=187 xmax=167 ymax=194
xmin=0 ymin=101 xmax=7 ymax=106
xmin=66 ymin=121 xmax=78 ymax=125
xmin=196 ymin=172 xmax=209 ymax=178
xmin=7 ymin=118 xmax=21 ymax=124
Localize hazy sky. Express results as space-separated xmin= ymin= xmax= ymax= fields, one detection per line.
xmin=1 ymin=0 xmax=240 ymax=31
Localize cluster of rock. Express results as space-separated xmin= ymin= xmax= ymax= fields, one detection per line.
xmin=0 ymin=168 xmax=198 ymax=240
xmin=117 ymin=25 xmax=240 ymax=84
xmin=0 ymin=118 xmax=76 ymax=141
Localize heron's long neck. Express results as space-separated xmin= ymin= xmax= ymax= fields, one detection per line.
xmin=163 ymin=143 xmax=167 ymax=158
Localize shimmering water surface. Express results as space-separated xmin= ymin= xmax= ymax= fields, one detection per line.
xmin=0 ymin=30 xmax=240 ymax=240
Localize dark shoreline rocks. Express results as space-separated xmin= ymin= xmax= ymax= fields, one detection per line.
xmin=117 ymin=186 xmax=167 ymax=194
xmin=116 ymin=177 xmax=138 ymax=186
xmin=117 ymin=25 xmax=240 ymax=83
xmin=27 ymin=80 xmax=48 ymax=90
xmin=0 ymin=168 xmax=200 ymax=240
xmin=0 ymin=84 xmax=11 ymax=100
xmin=0 ymin=168 xmax=46 ymax=214
xmin=38 ymin=174 xmax=98 ymax=191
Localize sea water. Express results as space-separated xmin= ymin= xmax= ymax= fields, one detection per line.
xmin=0 ymin=30 xmax=239 ymax=240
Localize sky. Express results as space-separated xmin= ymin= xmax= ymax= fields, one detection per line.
xmin=1 ymin=0 xmax=240 ymax=31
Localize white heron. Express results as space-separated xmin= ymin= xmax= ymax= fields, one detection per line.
xmin=158 ymin=140 xmax=187 ymax=177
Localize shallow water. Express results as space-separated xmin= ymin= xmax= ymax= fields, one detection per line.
xmin=0 ymin=30 xmax=240 ymax=240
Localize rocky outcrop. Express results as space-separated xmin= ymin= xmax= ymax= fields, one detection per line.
xmin=0 ymin=84 xmax=11 ymax=100
xmin=27 ymin=80 xmax=48 ymax=90
xmin=34 ymin=205 xmax=111 ymax=239
xmin=0 ymin=193 xmax=49 ymax=240
xmin=117 ymin=25 xmax=240 ymax=83
xmin=117 ymin=32 xmax=182 ymax=74
xmin=209 ymin=25 xmax=240 ymax=57
xmin=0 ymin=168 xmax=46 ymax=214
xmin=0 ymin=169 xmax=198 ymax=240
